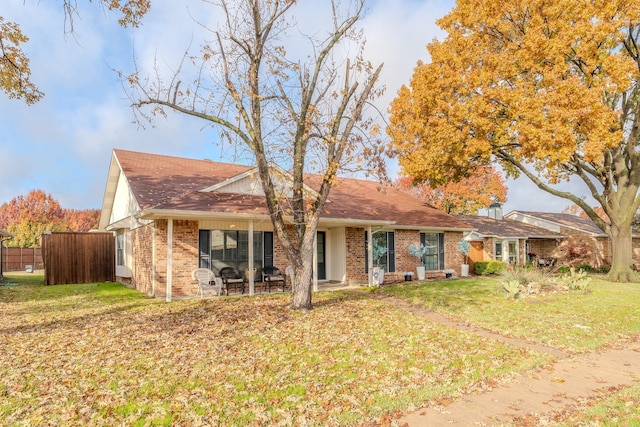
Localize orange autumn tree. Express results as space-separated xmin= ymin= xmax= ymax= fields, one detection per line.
xmin=1 ymin=0 xmax=149 ymax=104
xmin=396 ymin=165 xmax=507 ymax=215
xmin=0 ymin=190 xmax=65 ymax=247
xmin=388 ymin=0 xmax=640 ymax=282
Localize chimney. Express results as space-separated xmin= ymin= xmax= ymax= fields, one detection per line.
xmin=487 ymin=202 xmax=503 ymax=220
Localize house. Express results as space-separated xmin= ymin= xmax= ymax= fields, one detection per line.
xmin=98 ymin=149 xmax=474 ymax=299
xmin=505 ymin=210 xmax=634 ymax=268
xmin=458 ymin=204 xmax=565 ymax=269
xmin=0 ymin=229 xmax=12 ymax=278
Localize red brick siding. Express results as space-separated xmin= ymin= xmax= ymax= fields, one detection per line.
xmin=345 ymin=227 xmax=366 ymax=284
xmin=344 ymin=228 xmax=461 ymax=284
xmin=140 ymin=219 xmax=200 ymax=298
xmin=131 ymin=224 xmax=154 ymax=295
xmin=552 ymin=227 xmax=610 ymax=267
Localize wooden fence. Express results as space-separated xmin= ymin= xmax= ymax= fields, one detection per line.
xmin=42 ymin=232 xmax=115 ymax=285
xmin=1 ymin=247 xmax=43 ymax=272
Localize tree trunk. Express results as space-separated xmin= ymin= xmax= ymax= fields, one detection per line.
xmin=606 ymin=222 xmax=637 ymax=282
xmin=290 ymin=238 xmax=315 ymax=310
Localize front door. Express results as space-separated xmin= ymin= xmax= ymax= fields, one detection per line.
xmin=316 ymin=231 xmax=326 ymax=280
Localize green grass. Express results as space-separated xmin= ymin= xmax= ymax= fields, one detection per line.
xmin=382 ymin=277 xmax=640 ymax=352
xmin=556 ymin=382 xmax=640 ymax=426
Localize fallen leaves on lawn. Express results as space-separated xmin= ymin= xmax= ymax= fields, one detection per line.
xmin=1 ymin=285 xmax=541 ymax=426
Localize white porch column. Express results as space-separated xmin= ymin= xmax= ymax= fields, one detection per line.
xmin=248 ymin=220 xmax=255 ymax=296
xmin=166 ymin=218 xmax=173 ymax=302
xmin=313 ymin=232 xmax=318 ymax=292
xmin=152 ymin=223 xmax=157 ymax=297
xmin=367 ymin=225 xmax=373 ymax=286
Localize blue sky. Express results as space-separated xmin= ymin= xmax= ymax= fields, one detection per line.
xmin=1 ymin=0 xmax=587 ymax=213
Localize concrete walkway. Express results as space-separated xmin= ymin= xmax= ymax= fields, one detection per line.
xmin=400 ymin=342 xmax=640 ymax=426
xmin=361 ymin=292 xmax=640 ymax=426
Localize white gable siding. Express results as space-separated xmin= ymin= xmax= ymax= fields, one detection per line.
xmin=505 ymin=212 xmax=561 ymax=233
xmin=109 ymin=172 xmax=142 ymax=228
xmin=208 ymin=171 xmax=296 ymax=198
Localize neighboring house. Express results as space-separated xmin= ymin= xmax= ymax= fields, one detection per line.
xmin=98 ymin=149 xmax=474 ymax=299
xmin=458 ymin=204 xmax=565 ymax=269
xmin=0 ymin=229 xmax=13 ymax=278
xmin=505 ymin=210 xmax=640 ymax=268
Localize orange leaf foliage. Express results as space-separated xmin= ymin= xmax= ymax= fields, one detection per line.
xmin=388 ymin=0 xmax=638 ymax=186
xmin=396 ymin=165 xmax=507 ymax=214
xmin=0 ymin=189 xmax=100 ymax=247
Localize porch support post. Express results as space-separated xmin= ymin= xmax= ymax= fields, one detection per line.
xmin=166 ymin=218 xmax=173 ymax=302
xmin=367 ymin=225 xmax=373 ymax=286
xmin=248 ymin=220 xmax=255 ymax=296
xmin=152 ymin=223 xmax=156 ymax=297
xmin=313 ymin=232 xmax=318 ymax=292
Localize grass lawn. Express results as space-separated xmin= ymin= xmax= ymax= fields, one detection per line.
xmin=1 ymin=272 xmax=639 ymax=426
xmin=382 ymin=276 xmax=640 ymax=352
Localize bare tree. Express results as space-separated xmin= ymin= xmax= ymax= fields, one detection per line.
xmin=125 ymin=0 xmax=385 ymax=310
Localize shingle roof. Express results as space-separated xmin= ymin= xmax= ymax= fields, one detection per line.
xmin=511 ymin=211 xmax=605 ymax=235
xmin=114 ymin=149 xmax=472 ymax=230
xmin=457 ymin=215 xmax=564 ymax=239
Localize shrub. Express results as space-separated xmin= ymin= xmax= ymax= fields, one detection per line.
xmin=502 ymin=279 xmax=521 ymax=299
xmin=575 ymin=263 xmax=595 ymax=273
xmin=559 ymin=267 xmax=592 ymax=292
xmin=474 ymin=260 xmax=507 ymax=275
xmin=500 ymin=266 xmax=555 ymax=298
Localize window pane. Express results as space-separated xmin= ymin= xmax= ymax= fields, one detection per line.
xmin=508 ymin=241 xmax=517 ymax=264
xmin=422 ymin=233 xmax=440 ymax=271
xmin=372 ymin=231 xmax=388 ymax=271
xmin=116 ymin=234 xmax=124 ymax=266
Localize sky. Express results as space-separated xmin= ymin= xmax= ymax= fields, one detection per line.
xmin=1 ymin=0 xmax=591 ymax=214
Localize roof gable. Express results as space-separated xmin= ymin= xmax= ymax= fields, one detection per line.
xmin=200 ymin=164 xmax=319 ymax=199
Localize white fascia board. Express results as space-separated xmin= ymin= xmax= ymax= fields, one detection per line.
xmin=392 ymin=225 xmax=476 ymax=233
xmin=98 ymin=152 xmax=121 ymax=231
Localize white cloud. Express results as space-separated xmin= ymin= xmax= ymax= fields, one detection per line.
xmin=0 ymin=0 xmax=593 ymax=214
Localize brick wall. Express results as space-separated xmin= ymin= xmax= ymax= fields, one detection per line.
xmin=527 ymin=239 xmax=560 ymax=261
xmin=133 ymin=219 xmax=200 ymax=298
xmin=444 ymin=231 xmax=465 ymax=275
xmin=552 ymin=227 xmax=610 ymax=267
xmin=345 ymin=227 xmax=366 ymax=284
xmin=344 ymin=228 xmax=461 ymax=284
xmin=131 ymin=224 xmax=154 ymax=295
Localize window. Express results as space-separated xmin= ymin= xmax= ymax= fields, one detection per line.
xmin=199 ymin=230 xmax=268 ymax=275
xmin=364 ymin=231 xmax=395 ymax=272
xmin=508 ymin=241 xmax=517 ymax=264
xmin=116 ymin=233 xmax=125 ymax=266
xmin=420 ymin=232 xmax=444 ymax=270
xmin=495 ymin=241 xmax=503 ymax=261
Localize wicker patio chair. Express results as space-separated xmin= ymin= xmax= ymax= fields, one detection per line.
xmin=191 ymin=268 xmax=223 ymax=298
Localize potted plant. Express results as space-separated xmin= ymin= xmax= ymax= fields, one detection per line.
xmin=371 ymin=241 xmax=388 ymax=286
xmin=408 ymin=243 xmax=429 ymax=280
xmin=458 ymin=239 xmax=471 ymax=277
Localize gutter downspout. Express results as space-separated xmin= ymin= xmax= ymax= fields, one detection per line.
xmin=367 ymin=225 xmax=373 ymax=286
